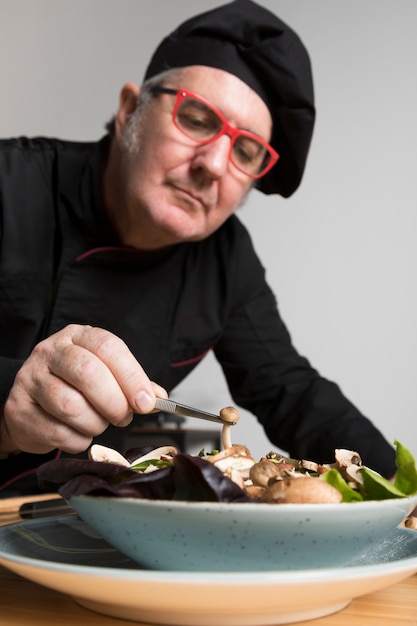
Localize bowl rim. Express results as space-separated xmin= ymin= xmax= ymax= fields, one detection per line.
xmin=69 ymin=492 xmax=417 ymax=511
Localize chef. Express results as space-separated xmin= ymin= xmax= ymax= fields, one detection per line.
xmin=0 ymin=0 xmax=396 ymax=494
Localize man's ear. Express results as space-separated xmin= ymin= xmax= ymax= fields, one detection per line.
xmin=115 ymin=82 xmax=140 ymax=138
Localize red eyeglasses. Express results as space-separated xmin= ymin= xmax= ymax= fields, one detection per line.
xmin=151 ymin=86 xmax=279 ymax=178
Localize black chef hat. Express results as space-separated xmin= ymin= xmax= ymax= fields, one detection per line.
xmin=144 ymin=0 xmax=315 ymax=197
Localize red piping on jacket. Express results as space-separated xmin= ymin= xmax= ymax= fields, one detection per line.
xmin=170 ymin=349 xmax=210 ymax=368
xmin=76 ymin=246 xmax=134 ymax=261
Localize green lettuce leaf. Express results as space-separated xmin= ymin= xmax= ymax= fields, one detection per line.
xmin=321 ymin=441 xmax=417 ymax=501
xmin=321 ymin=468 xmax=363 ymax=502
xmin=393 ymin=439 xmax=417 ymax=495
xmin=360 ymin=466 xmax=405 ymax=500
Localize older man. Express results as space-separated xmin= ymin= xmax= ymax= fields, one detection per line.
xmin=0 ymin=0 xmax=396 ymax=493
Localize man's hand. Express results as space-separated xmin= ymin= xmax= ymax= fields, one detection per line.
xmin=0 ymin=325 xmax=167 ymax=455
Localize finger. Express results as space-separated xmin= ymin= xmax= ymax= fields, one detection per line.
xmin=35 ymin=373 xmax=114 ymax=436
xmin=8 ymin=342 xmax=132 ymax=450
xmin=152 ymin=382 xmax=168 ymax=399
xmin=4 ymin=388 xmax=98 ymax=455
xmin=68 ymin=326 xmax=158 ymax=414
xmin=14 ymin=337 xmax=132 ymax=430
xmin=147 ymin=382 xmax=169 ymax=414
xmin=48 ymin=342 xmax=133 ymax=425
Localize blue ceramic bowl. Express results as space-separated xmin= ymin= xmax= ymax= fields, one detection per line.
xmin=69 ymin=494 xmax=417 ymax=572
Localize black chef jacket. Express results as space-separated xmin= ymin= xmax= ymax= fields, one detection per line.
xmin=0 ymin=135 xmax=396 ymax=491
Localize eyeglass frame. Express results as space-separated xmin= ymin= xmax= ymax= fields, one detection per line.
xmin=150 ymin=86 xmax=279 ymax=179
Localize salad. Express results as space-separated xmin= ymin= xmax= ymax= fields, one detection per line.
xmin=36 ymin=403 xmax=417 ymax=523
xmin=37 ymin=437 xmax=417 ymax=515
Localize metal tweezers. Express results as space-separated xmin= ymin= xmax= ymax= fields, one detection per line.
xmin=154 ymin=398 xmax=237 ymax=425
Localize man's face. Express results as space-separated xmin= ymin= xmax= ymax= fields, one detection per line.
xmin=109 ymin=66 xmax=273 ymax=249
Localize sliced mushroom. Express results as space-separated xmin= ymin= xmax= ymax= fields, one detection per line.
xmin=88 ymin=444 xmax=130 ymax=467
xmin=332 ymin=449 xmax=363 ymax=484
xmin=339 ymin=448 xmax=362 ymax=465
xmin=300 ymin=459 xmax=319 ymax=472
xmin=265 ymin=451 xmax=301 ymax=469
xmin=128 ymin=446 xmax=179 ymax=472
xmin=404 ymin=516 xmax=417 ymax=531
xmin=262 ymin=476 xmax=343 ymax=504
xmin=219 ymin=455 xmax=255 ymax=475
xmin=224 ymin=467 xmax=246 ymax=489
xmin=344 ymin=463 xmax=364 ymax=486
xmin=275 ymin=468 xmax=307 ymax=480
xmin=208 ymin=444 xmax=251 ymax=462
xmin=335 ymin=448 xmax=362 ymax=469
xmin=208 ymin=444 xmax=254 ymax=479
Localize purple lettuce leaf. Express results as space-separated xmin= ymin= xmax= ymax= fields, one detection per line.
xmin=37 ymin=453 xmax=255 ymax=503
xmin=172 ymin=454 xmax=254 ymax=502
xmin=37 ymin=458 xmax=175 ymax=500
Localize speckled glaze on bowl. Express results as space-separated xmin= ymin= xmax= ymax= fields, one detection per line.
xmin=69 ymin=493 xmax=417 ymax=572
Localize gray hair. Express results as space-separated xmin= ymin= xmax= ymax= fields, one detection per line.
xmin=104 ymin=68 xmax=183 ymax=147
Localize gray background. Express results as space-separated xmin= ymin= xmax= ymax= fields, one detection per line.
xmin=1 ymin=0 xmax=416 ymax=461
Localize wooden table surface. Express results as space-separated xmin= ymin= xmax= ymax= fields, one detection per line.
xmin=1 ymin=494 xmax=417 ymax=626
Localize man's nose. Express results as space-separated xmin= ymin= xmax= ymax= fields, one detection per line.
xmin=191 ymin=135 xmax=231 ymax=179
